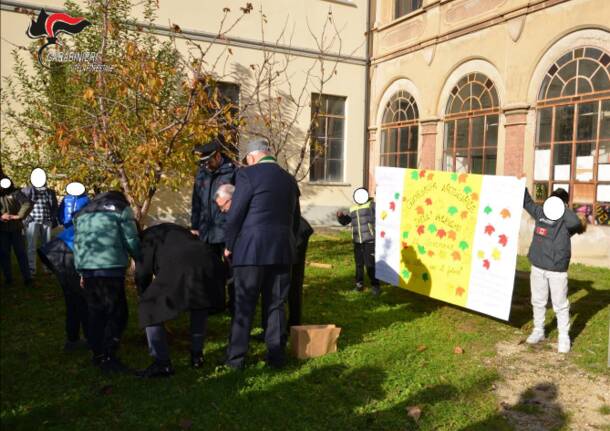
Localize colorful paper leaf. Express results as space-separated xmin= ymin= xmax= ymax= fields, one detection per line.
xmin=425 ymin=198 xmax=432 ymax=206
xmin=492 ymin=248 xmax=501 ymax=261
xmin=484 ymin=224 xmax=495 ymax=235
xmin=401 ymin=241 xmax=408 ymax=249
xmin=402 ymin=231 xmax=409 ymax=239
xmin=458 ymin=241 xmax=469 ymax=251
xmin=448 ymin=230 xmax=457 ymax=240
xmin=381 ymin=211 xmax=388 ymax=220
xmin=418 ymin=245 xmax=426 ymax=255
xmin=498 ymin=234 xmax=508 ymax=247
xmin=436 ymin=229 xmax=446 ymax=239
xmin=448 ymin=206 xmax=458 ymax=216
xmin=452 ymin=251 xmax=461 ymax=261
xmin=402 ymin=269 xmax=411 ymax=278
xmin=471 ymin=192 xmax=479 ymax=201
xmin=428 ymin=224 xmax=437 ymax=233
xmin=427 ymin=250 xmax=435 ymax=257
xmin=455 ymin=287 xmax=465 ymax=297
xmin=458 ymin=173 xmax=468 ymax=183
xmin=380 ymin=231 xmax=386 ymax=238
xmin=411 ymin=171 xmax=419 ymax=180
xmin=417 ymin=225 xmax=425 ymax=235
xmin=451 ymin=173 xmax=458 ymax=182
xmin=427 ymin=173 xmax=434 ymax=180
xmin=394 ymin=192 xmax=400 ymax=199
xmin=416 ymin=206 xmax=424 ymax=215
xmin=483 ymin=259 xmax=490 ymax=270
xmin=463 ymin=185 xmax=472 ymax=194
xmin=500 ymin=208 xmax=511 ymax=219
xmin=477 ymin=250 xmax=485 ymax=259
xmin=419 ymin=170 xmax=426 ymax=178
xmin=460 ymin=210 xmax=469 ymax=219
xmin=484 ymin=206 xmax=493 ymax=215
xmin=389 ymin=201 xmax=396 ymax=211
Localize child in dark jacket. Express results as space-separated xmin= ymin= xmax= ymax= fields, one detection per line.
xmin=337 ymin=188 xmax=380 ymax=296
xmin=523 ymin=187 xmax=584 ymax=353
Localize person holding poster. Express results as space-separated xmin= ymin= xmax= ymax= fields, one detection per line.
xmin=523 ymin=187 xmax=585 ymax=353
xmin=337 ymin=188 xmax=380 ymax=296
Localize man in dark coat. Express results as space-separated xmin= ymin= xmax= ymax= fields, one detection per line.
xmin=135 ymin=223 xmax=225 ymax=377
xmin=223 ymin=138 xmax=300 ymax=369
xmin=216 ymin=186 xmax=313 ymax=334
xmin=191 ymin=136 xmax=237 ymax=311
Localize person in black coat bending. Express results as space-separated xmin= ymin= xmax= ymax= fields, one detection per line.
xmin=134 ymin=223 xmax=225 ymax=377
xmin=223 ymin=138 xmax=300 ymax=369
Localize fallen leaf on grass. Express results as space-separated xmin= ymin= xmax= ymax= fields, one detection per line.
xmin=453 ymin=346 xmax=464 ymax=354
xmin=308 ymin=262 xmax=333 ymax=269
xmin=99 ymin=385 xmax=113 ymax=396
xmin=416 ymin=345 xmax=427 ymax=352
xmin=406 ymin=405 xmax=422 ymax=422
xmin=179 ymin=419 xmax=193 ymax=430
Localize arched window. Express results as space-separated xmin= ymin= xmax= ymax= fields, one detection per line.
xmin=379 ymin=90 xmax=419 ymax=168
xmin=534 ymin=47 xmax=610 ymax=225
xmin=443 ymin=73 xmax=499 ymax=175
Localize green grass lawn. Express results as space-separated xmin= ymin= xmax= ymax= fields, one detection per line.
xmin=1 ymin=231 xmax=609 ymax=430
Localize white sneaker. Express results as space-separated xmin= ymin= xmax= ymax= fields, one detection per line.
xmin=526 ymin=329 xmax=545 ymax=344
xmin=558 ymin=335 xmax=571 ymax=353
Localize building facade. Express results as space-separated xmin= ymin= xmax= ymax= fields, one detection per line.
xmin=367 ymin=0 xmax=610 ymax=266
xmin=0 ymin=0 xmax=370 ymax=224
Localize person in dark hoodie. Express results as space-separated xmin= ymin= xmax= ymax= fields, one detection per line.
xmin=523 ymin=187 xmax=585 ymax=353
xmin=0 ymin=177 xmax=33 ymax=287
xmin=191 ymin=135 xmax=237 ymax=311
xmin=134 ymin=223 xmax=225 ymax=378
xmin=38 ymin=182 xmax=90 ymax=351
xmin=73 ymin=190 xmax=141 ymax=373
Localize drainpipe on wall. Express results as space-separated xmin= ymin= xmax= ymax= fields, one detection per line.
xmin=363 ymin=0 xmax=372 ymax=191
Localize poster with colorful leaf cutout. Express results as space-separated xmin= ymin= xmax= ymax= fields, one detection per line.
xmin=375 ymin=167 xmax=525 ymax=321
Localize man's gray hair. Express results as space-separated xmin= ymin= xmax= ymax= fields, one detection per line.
xmin=215 ymin=183 xmax=235 ymax=200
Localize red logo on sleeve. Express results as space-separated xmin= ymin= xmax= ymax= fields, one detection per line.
xmin=535 ymin=227 xmax=548 ymax=236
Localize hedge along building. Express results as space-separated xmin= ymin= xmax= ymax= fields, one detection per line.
xmin=367 ymin=0 xmax=610 ymax=267
xmin=0 ymin=0 xmax=369 ymax=224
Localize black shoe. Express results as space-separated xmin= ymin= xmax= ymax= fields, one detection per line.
xmin=371 ymin=286 xmax=381 ymax=297
xmin=64 ymin=339 xmax=89 ymax=352
xmin=98 ymin=356 xmax=132 ymax=374
xmin=190 ymin=351 xmax=204 ymax=369
xmin=353 ymin=282 xmax=364 ymax=292
xmin=136 ymin=360 xmax=175 ymax=378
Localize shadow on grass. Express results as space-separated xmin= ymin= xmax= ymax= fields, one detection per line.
xmin=460 ymin=382 xmax=566 ymax=431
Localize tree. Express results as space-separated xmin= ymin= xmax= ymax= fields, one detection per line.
xmin=235 ymin=6 xmax=361 ymax=182
xmin=1 ymin=0 xmax=249 ymax=220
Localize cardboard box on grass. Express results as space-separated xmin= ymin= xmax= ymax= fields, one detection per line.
xmin=290 ymin=325 xmax=341 ymax=359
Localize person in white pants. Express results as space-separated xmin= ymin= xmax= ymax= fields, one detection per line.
xmin=522 ymin=187 xmax=584 ymax=353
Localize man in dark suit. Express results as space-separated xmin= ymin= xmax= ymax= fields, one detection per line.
xmin=223 ymin=138 xmax=300 ymax=369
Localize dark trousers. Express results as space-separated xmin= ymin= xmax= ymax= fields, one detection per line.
xmin=209 ymin=242 xmax=234 ymax=313
xmin=145 ymin=309 xmax=208 ymax=362
xmin=83 ymin=277 xmax=128 ymax=357
xmin=262 ymin=241 xmax=309 ymax=330
xmin=0 ymin=230 xmax=31 ymax=285
xmin=227 ymin=265 xmax=290 ymax=368
xmin=354 ymin=242 xmax=379 ymax=287
xmin=58 ymin=254 xmax=89 ymax=342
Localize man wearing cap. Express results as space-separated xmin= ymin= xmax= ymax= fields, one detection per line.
xmin=223 ymin=138 xmax=300 ymax=369
xmin=191 ymin=136 xmax=237 ymax=310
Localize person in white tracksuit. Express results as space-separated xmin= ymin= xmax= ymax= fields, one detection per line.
xmin=523 ymin=187 xmax=584 ymax=353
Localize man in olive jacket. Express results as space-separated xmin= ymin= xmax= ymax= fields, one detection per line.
xmin=1 ymin=177 xmax=33 ymax=286
xmin=73 ymin=191 xmax=141 ymax=373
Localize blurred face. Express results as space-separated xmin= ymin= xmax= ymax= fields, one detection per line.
xmin=216 ymin=195 xmax=232 ymax=213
